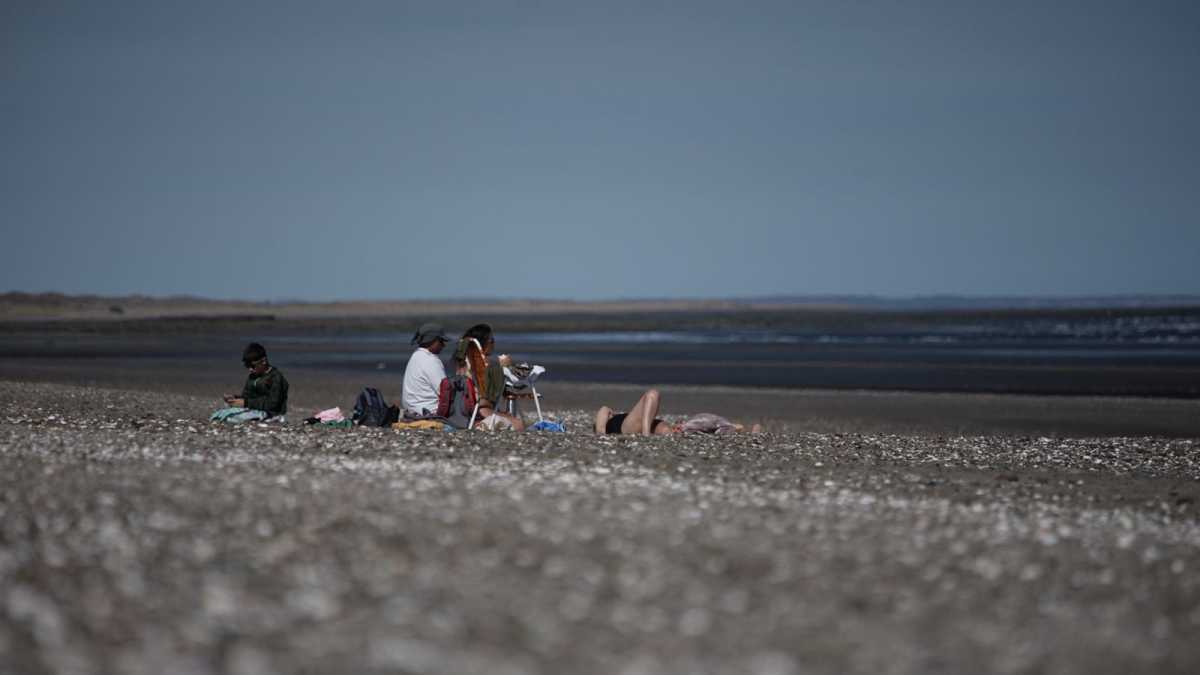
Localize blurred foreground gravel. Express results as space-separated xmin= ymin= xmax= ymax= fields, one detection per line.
xmin=2 ymin=381 xmax=1199 ymax=674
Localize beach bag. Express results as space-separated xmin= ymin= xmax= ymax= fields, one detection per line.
xmin=352 ymin=387 xmax=398 ymax=427
xmin=436 ymin=373 xmax=478 ymax=430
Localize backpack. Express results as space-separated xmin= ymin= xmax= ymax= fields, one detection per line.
xmin=436 ymin=374 xmax=478 ymax=430
xmin=352 ymin=387 xmax=399 ymax=427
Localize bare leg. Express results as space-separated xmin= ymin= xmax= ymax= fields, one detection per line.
xmin=476 ymin=406 xmax=525 ymax=431
xmin=621 ymin=389 xmax=661 ymax=436
xmin=594 ymin=406 xmax=614 ymax=434
xmin=494 ymin=410 xmax=525 ymax=431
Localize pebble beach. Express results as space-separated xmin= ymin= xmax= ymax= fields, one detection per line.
xmin=2 ymin=378 xmax=1199 ymax=674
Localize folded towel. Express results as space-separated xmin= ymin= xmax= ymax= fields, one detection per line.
xmin=503 ymin=363 xmax=546 ymax=388
xmin=314 ymin=407 xmax=345 ymax=422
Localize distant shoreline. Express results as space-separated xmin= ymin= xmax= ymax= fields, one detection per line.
xmin=4 ymin=292 xmax=1199 ymax=403
xmin=3 ymin=290 xmax=1200 ymax=323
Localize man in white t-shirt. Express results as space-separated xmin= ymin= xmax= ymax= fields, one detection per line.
xmin=401 ymin=322 xmax=448 ymax=416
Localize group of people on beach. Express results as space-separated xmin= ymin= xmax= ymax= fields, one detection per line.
xmin=400 ymin=322 xmax=526 ymax=431
xmin=219 ymin=322 xmax=759 ymax=434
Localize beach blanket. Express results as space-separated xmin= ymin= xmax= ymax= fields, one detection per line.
xmin=211 ymin=407 xmax=284 ymax=424
xmin=392 ymin=420 xmax=451 ymax=431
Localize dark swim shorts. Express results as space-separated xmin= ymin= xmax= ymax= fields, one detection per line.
xmin=605 ymin=413 xmax=629 ymax=434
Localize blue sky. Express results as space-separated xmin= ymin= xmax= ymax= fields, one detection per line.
xmin=2 ymin=1 xmax=1197 ymax=300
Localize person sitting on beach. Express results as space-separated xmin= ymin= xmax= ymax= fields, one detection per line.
xmin=595 ymin=388 xmax=762 ymax=435
xmin=457 ymin=323 xmax=525 ymax=431
xmin=401 ymin=322 xmax=448 ymax=417
xmin=214 ymin=342 xmax=289 ymax=422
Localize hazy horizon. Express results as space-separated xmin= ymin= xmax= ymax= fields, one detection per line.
xmin=5 ymin=288 xmax=1200 ymax=311
xmin=3 ymin=1 xmax=1198 ymax=301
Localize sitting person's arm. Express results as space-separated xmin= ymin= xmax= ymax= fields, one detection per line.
xmin=223 ymin=376 xmax=252 ymax=407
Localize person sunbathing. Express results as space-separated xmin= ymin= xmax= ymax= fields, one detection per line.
xmin=594 ymin=388 xmax=672 ymax=435
xmin=595 ymin=388 xmax=762 ymax=435
xmin=458 ymin=323 xmax=525 ymax=431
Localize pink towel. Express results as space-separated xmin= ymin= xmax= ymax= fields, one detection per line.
xmin=314 ymin=407 xmax=345 ymax=422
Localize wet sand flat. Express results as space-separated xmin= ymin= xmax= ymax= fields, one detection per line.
xmin=6 ymin=297 xmax=1200 ymax=403
xmin=3 ymin=353 xmax=1200 ymax=438
xmin=2 ymin=378 xmax=1199 ymax=674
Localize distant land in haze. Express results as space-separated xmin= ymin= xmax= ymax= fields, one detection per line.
xmin=3 ymin=291 xmax=1200 ymax=323
xmin=746 ymin=294 xmax=1200 ymax=310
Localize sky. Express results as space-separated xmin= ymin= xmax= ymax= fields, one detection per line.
xmin=2 ymin=0 xmax=1198 ymax=301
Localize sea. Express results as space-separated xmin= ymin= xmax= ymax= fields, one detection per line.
xmin=269 ymin=309 xmax=1200 ymax=398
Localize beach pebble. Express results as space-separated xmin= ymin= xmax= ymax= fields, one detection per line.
xmin=1 ymin=380 xmax=1198 ymax=674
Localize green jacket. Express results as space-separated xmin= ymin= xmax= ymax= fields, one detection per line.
xmin=241 ymin=367 xmax=289 ymax=416
xmin=480 ymin=361 xmax=505 ymax=408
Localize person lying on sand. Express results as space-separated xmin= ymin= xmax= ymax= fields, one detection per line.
xmin=595 ymin=388 xmax=762 ymax=435
xmin=220 ymin=342 xmax=289 ymax=419
xmin=595 ymin=388 xmax=672 ymax=435
xmin=457 ymin=323 xmax=525 ymax=431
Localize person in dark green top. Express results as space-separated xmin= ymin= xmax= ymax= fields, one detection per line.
xmin=222 ymin=342 xmax=289 ymax=418
xmin=455 ymin=323 xmax=524 ymax=431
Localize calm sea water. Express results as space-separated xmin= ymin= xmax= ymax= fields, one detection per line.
xmin=270 ymin=312 xmax=1200 ymax=398
xmin=5 ymin=309 xmax=1198 ymax=397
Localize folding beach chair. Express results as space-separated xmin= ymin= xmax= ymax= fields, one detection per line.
xmin=502 ymin=363 xmax=546 ymax=423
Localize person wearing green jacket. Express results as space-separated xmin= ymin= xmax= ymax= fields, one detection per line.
xmin=223 ymin=342 xmax=289 ymax=418
xmin=456 ymin=323 xmax=524 ymax=431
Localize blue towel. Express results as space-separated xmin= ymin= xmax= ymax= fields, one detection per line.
xmin=210 ymin=407 xmax=270 ymax=424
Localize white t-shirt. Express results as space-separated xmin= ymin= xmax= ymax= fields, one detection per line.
xmin=401 ymin=347 xmax=446 ymax=415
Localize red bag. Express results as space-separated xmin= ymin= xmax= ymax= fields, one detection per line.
xmin=436 ymin=374 xmax=477 ymax=428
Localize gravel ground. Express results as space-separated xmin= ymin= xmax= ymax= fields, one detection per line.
xmin=2 ymin=380 xmax=1199 ymax=674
